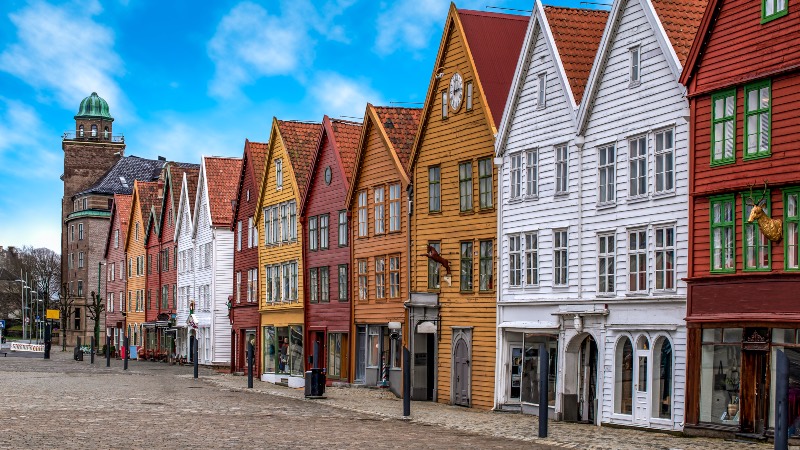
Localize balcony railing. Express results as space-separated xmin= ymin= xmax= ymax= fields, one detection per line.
xmin=63 ymin=131 xmax=124 ymax=143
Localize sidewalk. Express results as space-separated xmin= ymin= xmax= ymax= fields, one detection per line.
xmin=201 ymin=374 xmax=771 ymax=450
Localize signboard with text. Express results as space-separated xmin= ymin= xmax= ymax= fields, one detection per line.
xmin=46 ymin=309 xmax=60 ymax=320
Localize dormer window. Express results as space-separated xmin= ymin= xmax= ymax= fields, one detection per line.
xmin=537 ymin=73 xmax=547 ymax=108
xmin=275 ymin=159 xmax=283 ymax=190
xmin=82 ymin=198 xmax=88 ymax=210
xmin=79 ymin=125 xmax=84 ymax=137
xmin=762 ymin=0 xmax=788 ymax=22
xmin=91 ymin=124 xmax=97 ymax=137
xmin=630 ymin=46 xmax=641 ymax=85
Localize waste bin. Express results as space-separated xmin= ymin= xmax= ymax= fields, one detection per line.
xmin=74 ymin=347 xmax=84 ymax=361
xmin=304 ymin=368 xmax=326 ymax=398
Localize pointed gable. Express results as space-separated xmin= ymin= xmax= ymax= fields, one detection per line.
xmin=232 ymin=140 xmax=268 ymax=229
xmin=276 ymin=120 xmax=322 ymax=204
xmin=544 ymin=6 xmax=609 ymax=103
xmin=328 ymin=118 xmax=362 ymax=185
xmin=650 ymin=0 xmax=707 ymax=66
xmin=373 ymin=107 xmax=421 ymax=170
xmin=104 ymin=194 xmax=132 ymax=258
xmin=204 ymin=156 xmax=243 ymax=228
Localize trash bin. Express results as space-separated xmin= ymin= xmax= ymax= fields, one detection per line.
xmin=304 ymin=368 xmax=326 ymax=398
xmin=74 ymin=347 xmax=84 ymax=361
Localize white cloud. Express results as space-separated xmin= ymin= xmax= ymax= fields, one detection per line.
xmin=0 ymin=0 xmax=129 ymax=120
xmin=0 ymin=98 xmax=60 ymax=179
xmin=308 ymin=72 xmax=382 ymax=119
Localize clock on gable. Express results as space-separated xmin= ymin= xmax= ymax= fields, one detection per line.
xmin=449 ymin=72 xmax=464 ymax=111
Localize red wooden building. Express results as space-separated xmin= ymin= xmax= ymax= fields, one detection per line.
xmin=143 ymin=180 xmax=164 ymax=357
xmin=301 ymin=116 xmax=362 ymax=382
xmin=231 ymin=140 xmax=268 ymax=374
xmin=104 ymin=193 xmax=132 ymax=355
xmin=680 ymin=0 xmax=800 ymax=438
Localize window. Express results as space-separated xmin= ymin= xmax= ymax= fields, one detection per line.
xmin=598 ymin=145 xmax=615 ymax=204
xmin=525 ymin=232 xmax=538 ymax=285
xmin=654 ymin=226 xmax=676 ymax=291
xmin=762 ymin=0 xmax=788 ymax=22
xmin=275 ymin=159 xmax=283 ymax=189
xmin=309 ymin=268 xmax=319 ymax=303
xmin=629 ymin=46 xmax=640 ymax=84
xmin=173 ymin=284 xmax=177 ymax=309
xmin=114 ymin=229 xmax=119 ymax=248
xmin=479 ymin=240 xmax=494 ymax=291
xmin=553 ymin=230 xmax=568 ymax=286
xmin=389 ymin=256 xmax=400 ymax=298
xmin=710 ymin=195 xmax=735 ymax=273
xmin=699 ymin=328 xmax=743 ymax=425
xmin=91 ymin=124 xmax=97 ymax=137
xmin=280 ymin=204 xmax=288 ymax=242
xmin=510 ymin=154 xmax=522 ymax=199
xmin=327 ymin=333 xmax=344 ymax=379
xmin=429 ymin=167 xmax=441 ymax=212
xmin=598 ymin=234 xmax=615 ymax=294
xmin=479 ymin=158 xmax=493 ymax=209
xmin=320 ymin=266 xmax=329 ymax=303
xmin=78 ymin=252 xmax=84 ymax=268
xmin=74 ymin=307 xmax=81 ymax=330
xmin=236 ymin=271 xmax=242 ymax=303
xmin=79 ymin=125 xmax=84 ymax=137
xmin=120 ymin=291 xmax=125 ymax=312
xmin=110 ymin=263 xmax=115 ymax=281
xmin=265 ymin=265 xmax=274 ymax=303
xmin=237 ymin=220 xmax=242 ymax=251
xmin=272 ymin=207 xmax=279 ymax=243
xmin=374 ymin=187 xmax=385 ymax=235
xmin=320 ymin=214 xmax=329 ymax=249
xmin=614 ymin=337 xmax=634 ymax=414
xmin=162 ymin=285 xmax=168 ymax=309
xmin=629 ymin=136 xmax=647 ymax=197
xmin=711 ymin=89 xmax=736 ymax=165
xmin=147 ymin=254 xmax=152 ymax=274
xmin=428 ymin=242 xmax=441 ymax=290
xmin=70 ymin=225 xmax=74 ymax=242
xmin=786 ymin=189 xmax=800 ymax=270
xmin=459 ymin=162 xmax=473 ymax=211
xmin=135 ymin=222 xmax=139 ymax=241
xmin=358 ymin=259 xmax=368 ymax=300
xmin=77 ymin=280 xmax=83 ymax=297
xmin=655 ymin=129 xmax=674 ymax=193
xmin=537 ymin=72 xmax=546 ymax=107
xmin=358 ymin=191 xmax=368 ymax=237
xmin=375 ymin=257 xmax=386 ymax=299
xmin=338 ymin=264 xmax=348 ymax=301
xmin=744 ymin=80 xmax=771 ymax=159
xmin=509 ymin=235 xmax=522 ymax=287
xmin=147 ymin=290 xmax=151 ymax=310
xmin=555 ymin=145 xmax=568 ymax=194
xmin=743 ymin=191 xmax=771 ymax=271
xmin=466 ymin=81 xmax=473 ymax=111
xmin=249 ymin=217 xmax=257 ymax=248
xmin=628 ymin=229 xmax=647 ymax=292
xmin=460 ymin=241 xmax=473 ymax=291
xmin=78 ymin=223 xmax=84 ymax=240
xmin=526 ymin=150 xmax=538 ymax=197
xmin=441 ymin=91 xmax=448 ymax=119
xmin=338 ymin=211 xmax=348 ymax=245
xmin=248 ymin=268 xmax=257 ymax=302
xmin=264 ymin=208 xmax=272 ymax=245
xmin=309 ymin=216 xmax=318 ymax=251
xmin=163 ymin=250 xmax=169 ymax=273
xmin=388 ymin=184 xmax=401 ymax=232
xmin=289 ymin=201 xmax=297 ymax=240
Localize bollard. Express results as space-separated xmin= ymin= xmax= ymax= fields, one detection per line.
xmin=43 ymin=322 xmax=51 ymax=360
xmin=403 ymin=346 xmax=411 ymax=417
xmin=247 ymin=341 xmax=254 ymax=389
xmin=106 ymin=335 xmax=111 ymax=367
xmin=776 ymin=349 xmax=789 ymax=450
xmin=538 ymin=343 xmax=549 ymax=438
xmin=90 ymin=337 xmax=95 ymax=364
xmin=193 ymin=336 xmax=199 ymax=379
xmin=123 ymin=336 xmax=129 ymax=370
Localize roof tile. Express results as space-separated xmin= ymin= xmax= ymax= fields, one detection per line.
xmin=650 ymin=0 xmax=708 ymax=66
xmin=204 ymin=157 xmax=243 ymax=227
xmin=372 ymin=106 xmax=422 ymax=170
xmin=276 ymin=120 xmax=322 ymax=202
xmin=329 ymin=118 xmax=363 ymax=185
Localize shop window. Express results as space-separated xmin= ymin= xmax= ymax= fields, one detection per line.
xmin=367 ymin=327 xmax=381 ymax=367
xmin=263 ymin=326 xmax=276 ymax=373
xmin=356 ymin=325 xmax=367 ymax=382
xmin=770 ymin=328 xmax=800 ymax=434
xmin=699 ymin=328 xmax=742 ymax=425
xmin=520 ymin=334 xmax=557 ymax=406
xmin=328 ymin=333 xmax=343 ymax=379
xmin=614 ymin=337 xmax=634 ymax=415
xmin=266 ymin=325 xmax=303 ymax=376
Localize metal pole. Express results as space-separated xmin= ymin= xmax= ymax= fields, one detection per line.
xmin=44 ymin=320 xmax=51 ymax=359
xmin=247 ymin=341 xmax=254 ymax=389
xmin=193 ymin=335 xmax=199 ymax=379
xmin=775 ymin=349 xmax=789 ymax=450
xmin=106 ymin=335 xmax=111 ymax=367
xmin=403 ymin=346 xmax=411 ymax=417
xmin=538 ymin=343 xmax=549 ymax=438
xmin=90 ymin=336 xmax=95 ymax=364
xmin=123 ymin=335 xmax=129 ymax=370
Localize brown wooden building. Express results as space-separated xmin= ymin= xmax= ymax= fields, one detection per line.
xmin=408 ymin=5 xmax=526 ymax=409
xmin=103 ymin=193 xmax=131 ymax=355
xmin=347 ymin=105 xmax=421 ymax=393
xmin=302 ymin=116 xmax=362 ymax=383
xmin=680 ymin=0 xmax=800 ymax=438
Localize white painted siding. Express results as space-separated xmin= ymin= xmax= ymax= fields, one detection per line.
xmin=175 ymin=175 xmax=195 ymax=358
xmin=211 ymin=228 xmax=233 ymax=364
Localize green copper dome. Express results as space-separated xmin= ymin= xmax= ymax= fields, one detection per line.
xmin=74 ymin=92 xmax=113 ymax=121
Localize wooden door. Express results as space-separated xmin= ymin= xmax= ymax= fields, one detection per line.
xmin=741 ymin=350 xmax=769 ymax=434
xmin=454 ymin=338 xmax=470 ymax=406
xmin=634 ymin=351 xmax=650 ymax=426
xmin=340 ymin=334 xmax=349 ymax=381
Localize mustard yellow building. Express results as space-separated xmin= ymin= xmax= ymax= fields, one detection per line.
xmin=255 ymin=118 xmax=321 ymax=386
xmin=407 ymin=4 xmax=527 ymax=409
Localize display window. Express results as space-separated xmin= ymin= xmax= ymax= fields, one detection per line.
xmin=521 ymin=334 xmax=557 ymax=406
xmin=699 ymin=328 xmax=742 ymax=425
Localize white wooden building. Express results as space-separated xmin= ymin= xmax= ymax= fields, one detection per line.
xmin=495 ymin=0 xmax=702 ymax=431
xmin=174 ymin=171 xmax=196 ymax=360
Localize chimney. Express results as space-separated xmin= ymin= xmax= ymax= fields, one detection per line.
xmin=158 ymin=156 xmax=167 ymax=161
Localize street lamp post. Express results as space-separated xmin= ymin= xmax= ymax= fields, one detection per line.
xmin=14 ymin=277 xmax=27 ymax=341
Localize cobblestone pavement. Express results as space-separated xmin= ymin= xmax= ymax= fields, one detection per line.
xmin=0 ymin=351 xmax=774 ymax=450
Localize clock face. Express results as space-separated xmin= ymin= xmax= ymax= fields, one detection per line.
xmin=449 ymin=73 xmax=464 ymax=111
xmin=324 ymin=166 xmax=332 ymax=185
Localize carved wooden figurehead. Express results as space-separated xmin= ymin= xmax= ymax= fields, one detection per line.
xmin=746 ymin=181 xmax=783 ymax=243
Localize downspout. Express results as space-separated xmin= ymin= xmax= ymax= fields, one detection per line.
xmin=493 ymin=152 xmax=503 ymax=411
xmin=300 ymin=213 xmax=309 ymax=372
xmin=405 ymin=181 xmax=414 ymax=398
xmin=574 ymin=135 xmax=585 ymax=301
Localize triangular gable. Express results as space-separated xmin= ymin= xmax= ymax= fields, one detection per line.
xmin=678 ymin=0 xmax=725 ymax=88
xmin=408 ymin=4 xmax=527 ymax=172
xmin=173 ymin=172 xmax=193 ymax=242
xmin=576 ymin=0 xmax=706 ymax=133
xmin=124 ymin=180 xmax=158 ymax=253
xmin=144 ymin=204 xmax=161 ymax=247
xmin=192 ymin=156 xmax=211 ymax=240
xmin=231 ymin=139 xmax=268 ymax=231
xmin=204 ymin=156 xmax=242 ymax=228
xmin=103 ymin=194 xmax=132 ymax=258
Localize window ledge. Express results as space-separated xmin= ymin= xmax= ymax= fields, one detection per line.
xmin=710 ymin=159 xmax=736 ymax=168
xmin=629 ymin=81 xmax=641 ymax=89
xmin=625 ymin=292 xmax=650 ymax=297
xmin=508 ymin=197 xmax=524 ymax=205
xmin=627 ymin=195 xmax=650 ymax=204
xmin=652 ymin=190 xmax=676 ymax=200
xmin=596 ymin=201 xmax=616 ymax=210
xmin=554 ymin=192 xmax=569 ymax=198
xmin=743 ymin=152 xmax=772 ymax=161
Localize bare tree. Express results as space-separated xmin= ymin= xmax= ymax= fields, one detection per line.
xmin=0 ymin=246 xmax=61 ymax=338
xmin=28 ymin=247 xmax=60 ymax=308
xmin=87 ymin=290 xmax=105 ymax=348
xmin=55 ymin=284 xmax=75 ymax=351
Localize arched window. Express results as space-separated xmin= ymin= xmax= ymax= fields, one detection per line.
xmin=104 ymin=126 xmax=109 ymax=140
xmin=652 ymin=337 xmax=673 ymax=419
xmin=91 ymin=124 xmax=97 ymax=137
xmin=614 ymin=336 xmax=633 ymax=414
xmin=79 ymin=125 xmax=84 ymax=137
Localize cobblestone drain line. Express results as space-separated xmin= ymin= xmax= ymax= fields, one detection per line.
xmin=200 ymin=373 xmax=771 ymax=450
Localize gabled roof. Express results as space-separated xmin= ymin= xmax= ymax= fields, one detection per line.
xmin=158 ymin=164 xmax=200 ymax=239
xmin=125 ymin=180 xmax=159 ymax=252
xmin=231 ymin=139 xmax=269 ymax=230
xmin=173 ymin=169 xmax=200 ymax=242
xmin=103 ymin=194 xmax=132 ymax=258
xmin=75 ymin=156 xmax=164 ymax=198
xmin=277 ymin=119 xmax=322 ymax=204
xmin=347 ymin=104 xmax=422 ymax=208
xmin=650 ymin=0 xmax=707 ymax=67
xmin=203 ymin=156 xmax=243 ymax=228
xmin=677 ymin=0 xmax=735 ymax=88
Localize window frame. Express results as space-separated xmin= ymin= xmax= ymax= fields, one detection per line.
xmin=466 ymin=81 xmax=474 ymax=111
xmin=428 ymin=241 xmax=441 ymax=290
xmin=629 ymin=46 xmax=641 ymax=85
xmin=374 ymin=186 xmax=385 ymax=235
xmin=479 ymin=239 xmax=494 ymax=292
xmin=357 ymin=190 xmax=368 ymax=237
xmin=762 ymin=0 xmax=788 ymax=23
xmin=598 ymin=144 xmax=616 ymax=205
xmin=743 ymin=79 xmax=772 ymax=160
xmin=320 ymin=266 xmax=330 ymax=303
xmin=338 ymin=210 xmax=348 ymax=246
xmin=389 ymin=255 xmax=400 ymax=298
xmin=537 ymin=72 xmax=547 ymax=108
xmin=654 ymin=128 xmax=675 ymax=194
xmin=710 ymin=194 xmax=736 ymax=274
xmin=459 ymin=161 xmax=474 ymax=211
xmin=627 ymin=229 xmax=648 ymax=293
xmin=320 ymin=214 xmax=329 ymax=249
xmin=357 ymin=259 xmax=368 ymax=301
xmin=785 ymin=188 xmax=800 ymax=271
xmin=275 ymin=158 xmax=283 ymax=190
xmin=526 ymin=149 xmax=538 ymax=198
xmin=598 ymin=233 xmax=616 ymax=294
xmin=375 ymin=256 xmax=386 ymax=299
xmin=338 ymin=264 xmax=349 ymax=302
xmin=389 ymin=183 xmax=401 ymax=232
xmin=654 ymin=225 xmax=677 ymax=292
xmin=555 ymin=145 xmax=568 ymax=195
xmin=509 ymin=153 xmax=522 ymax=200
xmin=553 ymin=229 xmax=568 ymax=287
xmin=742 ymin=190 xmax=771 ymax=272
xmin=710 ymin=89 xmax=737 ymax=166
xmin=478 ymin=158 xmax=494 ymax=209
xmin=460 ymin=241 xmax=473 ymax=292
xmin=509 ymin=234 xmax=522 ymax=287
xmin=309 ymin=267 xmax=319 ymax=304
xmin=428 ymin=166 xmax=441 ymax=213
xmin=525 ymin=232 xmax=539 ymax=286
xmin=628 ymin=135 xmax=648 ymax=198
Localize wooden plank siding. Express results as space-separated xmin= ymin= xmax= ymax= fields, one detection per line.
xmin=175 ymin=173 xmax=195 ymax=359
xmin=103 ymin=194 xmax=131 ymax=353
xmin=123 ymin=181 xmax=154 ymax=343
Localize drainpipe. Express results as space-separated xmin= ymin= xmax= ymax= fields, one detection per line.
xmin=574 ymin=136 xmax=585 ymax=300
xmin=493 ymin=153 xmax=504 ymax=411
xmin=405 ymin=182 xmax=413 ymax=399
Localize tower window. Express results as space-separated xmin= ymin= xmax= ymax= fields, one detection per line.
xmin=79 ymin=125 xmax=84 ymax=137
xmin=104 ymin=127 xmax=109 ymax=140
xmin=91 ymin=125 xmax=97 ymax=137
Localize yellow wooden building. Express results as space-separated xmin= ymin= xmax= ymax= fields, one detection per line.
xmin=407 ymin=4 xmax=527 ymax=409
xmin=255 ymin=118 xmax=321 ymax=386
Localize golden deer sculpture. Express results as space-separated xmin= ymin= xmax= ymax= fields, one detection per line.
xmin=746 ymin=182 xmax=783 ymax=243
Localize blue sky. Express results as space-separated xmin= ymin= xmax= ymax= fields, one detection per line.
xmin=0 ymin=0 xmax=596 ymax=253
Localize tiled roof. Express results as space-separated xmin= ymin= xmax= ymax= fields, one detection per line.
xmin=329 ymin=118 xmax=363 ymax=185
xmin=372 ymin=106 xmax=422 ymax=170
xmin=113 ymin=194 xmax=133 ymax=239
xmin=184 ymin=167 xmax=200 ymax=218
xmin=135 ymin=181 xmax=161 ymax=226
xmin=204 ymin=156 xmax=242 ymax=227
xmin=76 ymin=156 xmax=163 ymax=198
xmin=544 ymin=6 xmax=609 ymax=104
xmin=651 ymin=0 xmax=708 ymax=66
xmin=458 ymin=9 xmax=528 ymax=127
xmin=249 ymin=141 xmax=269 ymax=191
xmin=276 ymin=120 xmax=322 ymax=202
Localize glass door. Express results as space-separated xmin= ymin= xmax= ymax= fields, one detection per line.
xmin=509 ymin=346 xmax=522 ymax=403
xmin=634 ymin=336 xmax=650 ymax=426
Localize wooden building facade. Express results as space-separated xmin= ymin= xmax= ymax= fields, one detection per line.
xmin=103 ymin=193 xmax=132 ymax=355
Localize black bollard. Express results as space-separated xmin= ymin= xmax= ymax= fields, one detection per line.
xmin=403 ymin=346 xmax=411 ymax=417
xmin=538 ymin=343 xmax=549 ymax=438
xmin=247 ymin=341 xmax=254 ymax=389
xmin=43 ymin=322 xmax=51 ymax=360
xmin=106 ymin=335 xmax=111 ymax=367
xmin=75 ymin=336 xmax=82 ymax=361
xmin=90 ymin=337 xmax=95 ymax=364
xmin=189 ymin=336 xmax=194 ymax=364
xmin=776 ymin=349 xmax=789 ymax=450
xmin=123 ymin=336 xmax=129 ymax=370
xmin=193 ymin=336 xmax=199 ymax=379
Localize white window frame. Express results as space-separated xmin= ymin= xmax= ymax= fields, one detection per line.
xmin=358 ymin=191 xmax=368 ymax=237
xmin=598 ymin=233 xmax=616 ymax=294
xmin=654 ymin=128 xmax=675 ymax=194
xmin=389 ymin=184 xmax=401 ymax=232
xmin=598 ymin=144 xmax=616 ymax=205
xmin=525 ymin=232 xmax=538 ymax=286
xmin=629 ymin=46 xmax=641 ymax=85
xmin=553 ymin=229 xmax=568 ymax=286
xmin=526 ymin=149 xmax=538 ymax=198
xmin=509 ymin=234 xmax=522 ymax=287
xmin=510 ymin=153 xmax=522 ymax=199
xmin=628 ymin=228 xmax=648 ymax=293
xmin=237 ymin=220 xmax=242 ymax=251
xmin=555 ymin=145 xmax=568 ymax=195
xmin=275 ymin=159 xmax=283 ymax=190
xmin=628 ymin=135 xmax=648 ymax=198
xmin=654 ymin=225 xmax=676 ymax=292
xmin=537 ymin=72 xmax=547 ymax=108
xmin=338 ymin=211 xmax=348 ymax=246
xmin=374 ymin=186 xmax=385 ymax=235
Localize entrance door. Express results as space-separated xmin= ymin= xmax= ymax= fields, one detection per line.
xmin=578 ymin=336 xmax=598 ymax=423
xmin=634 ymin=336 xmax=650 ymax=426
xmin=453 ymin=337 xmax=470 ymax=406
xmin=741 ymin=350 xmax=769 ymax=434
xmin=509 ymin=345 xmax=523 ymax=403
